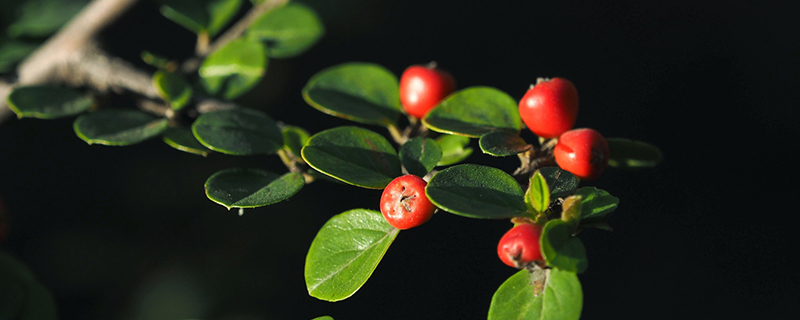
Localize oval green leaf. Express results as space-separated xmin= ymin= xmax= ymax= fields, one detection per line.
xmin=423 ymin=86 xmax=521 ymax=137
xmin=301 ymin=126 xmax=401 ymax=189
xmin=162 ymin=127 xmax=211 ymax=156
xmin=526 ymin=170 xmax=550 ymax=214
xmin=73 ymin=110 xmax=168 ymax=146
xmin=479 ymin=131 xmax=531 ymax=156
xmin=435 ymin=134 xmax=473 ymax=166
xmin=248 ymin=2 xmax=325 ymax=58
xmin=141 ymin=50 xmax=174 ymax=70
xmin=7 ymin=85 xmax=93 ymax=119
xmin=205 ymin=169 xmax=304 ymax=209
xmin=574 ymin=187 xmax=619 ymax=221
xmin=153 ymin=70 xmax=192 ymax=110
xmin=305 ymin=209 xmax=399 ymax=302
xmin=541 ymin=219 xmax=588 ymax=273
xmin=0 ymin=41 xmax=38 ymax=72
xmin=425 ymin=164 xmax=527 ymax=219
xmin=7 ymin=0 xmax=88 ymax=38
xmin=192 ymin=107 xmax=283 ymax=155
xmin=399 ymin=137 xmax=442 ymax=177
xmin=538 ymin=167 xmax=579 ymax=200
xmin=160 ymin=0 xmax=242 ymax=36
xmin=199 ymin=38 xmax=267 ymax=100
xmin=302 ymin=62 xmax=401 ymax=126
xmin=488 ymin=268 xmax=582 ymax=320
xmin=282 ymin=125 xmax=311 ymax=158
xmin=607 ymin=137 xmax=663 ymax=168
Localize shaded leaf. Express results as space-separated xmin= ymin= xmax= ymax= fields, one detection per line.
xmin=159 ymin=0 xmax=242 ymax=36
xmin=426 ymin=164 xmax=526 ymax=219
xmin=7 ymin=85 xmax=93 ymax=119
xmin=0 ymin=40 xmax=37 ymax=73
xmin=281 ymin=125 xmax=311 ymax=158
xmin=192 ymin=108 xmax=283 ymax=155
xmin=541 ymin=219 xmax=588 ymax=273
xmin=479 ymin=131 xmax=531 ymax=156
xmin=538 ymin=167 xmax=579 ymax=200
xmin=399 ymin=137 xmax=442 ymax=177
xmin=607 ymin=138 xmax=663 ymax=168
xmin=153 ymin=70 xmax=192 ymax=110
xmin=73 ymin=110 xmax=168 ymax=146
xmin=6 ymin=0 xmax=89 ymax=38
xmin=205 ymin=169 xmax=304 ymax=209
xmin=488 ymin=268 xmax=582 ymax=320
xmin=248 ymin=2 xmax=325 ymax=58
xmin=423 ymin=86 xmax=521 ymax=137
xmin=199 ymin=38 xmax=267 ymax=100
xmin=435 ymin=134 xmax=472 ymax=166
xmin=162 ymin=127 xmax=211 ymax=156
xmin=0 ymin=251 xmax=59 ymax=320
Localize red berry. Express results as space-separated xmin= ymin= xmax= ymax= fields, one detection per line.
xmin=554 ymin=128 xmax=610 ymax=180
xmin=380 ymin=175 xmax=436 ymax=229
xmin=497 ymin=222 xmax=544 ymax=268
xmin=518 ymin=77 xmax=579 ymax=139
xmin=399 ymin=63 xmax=456 ymax=119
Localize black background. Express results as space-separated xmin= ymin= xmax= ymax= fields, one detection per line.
xmin=1 ymin=0 xmax=799 ymax=319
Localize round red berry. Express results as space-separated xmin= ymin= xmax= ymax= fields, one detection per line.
xmin=399 ymin=63 xmax=456 ymax=119
xmin=497 ymin=222 xmax=544 ymax=269
xmin=380 ymin=175 xmax=436 ymax=229
xmin=518 ymin=77 xmax=579 ymax=139
xmin=554 ymin=128 xmax=610 ymax=180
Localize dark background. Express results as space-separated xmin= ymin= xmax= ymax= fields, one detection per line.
xmin=1 ymin=0 xmax=799 ymax=319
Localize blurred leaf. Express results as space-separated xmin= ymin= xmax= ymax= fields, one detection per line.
xmin=160 ymin=0 xmax=242 ymax=36
xmin=199 ymin=38 xmax=267 ymax=100
xmin=141 ymin=51 xmax=175 ymax=70
xmin=205 ymin=169 xmax=304 ymax=209
xmin=526 ymin=170 xmax=550 ymax=214
xmin=0 ymin=251 xmax=58 ymax=320
xmin=248 ymin=2 xmax=325 ymax=58
xmin=153 ymin=70 xmax=192 ymax=110
xmin=435 ymin=134 xmax=472 ymax=166
xmin=607 ymin=138 xmax=663 ymax=168
xmin=479 ymin=131 xmax=531 ymax=156
xmin=541 ymin=219 xmax=588 ymax=273
xmin=426 ymin=164 xmax=526 ymax=219
xmin=399 ymin=137 xmax=442 ymax=177
xmin=6 ymin=0 xmax=89 ymax=38
xmin=311 ymin=317 xmax=333 ymax=320
xmin=301 ymin=126 xmax=401 ymax=189
xmin=302 ymin=62 xmax=401 ymax=126
xmin=574 ymin=187 xmax=618 ymax=221
xmin=488 ymin=268 xmax=582 ymax=320
xmin=0 ymin=40 xmax=37 ymax=73
xmin=281 ymin=125 xmax=311 ymax=158
xmin=305 ymin=209 xmax=399 ymax=302
xmin=7 ymin=85 xmax=93 ymax=119
xmin=423 ymin=86 xmax=521 ymax=137
xmin=74 ymin=110 xmax=168 ymax=146
xmin=192 ymin=108 xmax=283 ymax=155
xmin=538 ymin=167 xmax=579 ymax=200
xmin=560 ymin=195 xmax=583 ymax=224
xmin=162 ymin=127 xmax=211 ymax=156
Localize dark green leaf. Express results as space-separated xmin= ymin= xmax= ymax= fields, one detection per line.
xmin=152 ymin=70 xmax=192 ymax=110
xmin=479 ymin=131 xmax=531 ymax=156
xmin=426 ymin=164 xmax=527 ymax=219
xmin=199 ymin=38 xmax=267 ymax=100
xmin=539 ymin=167 xmax=579 ymax=200
xmin=399 ymin=137 xmax=442 ymax=177
xmin=305 ymin=209 xmax=399 ymax=302
xmin=192 ymin=108 xmax=283 ymax=155
xmin=302 ymin=62 xmax=401 ymax=126
xmin=281 ymin=125 xmax=311 ymax=158
xmin=248 ymin=2 xmax=325 ymax=58
xmin=0 ymin=41 xmax=37 ymax=72
xmin=423 ymin=86 xmax=521 ymax=137
xmin=73 ymin=110 xmax=168 ymax=146
xmin=488 ymin=268 xmax=582 ymax=320
xmin=162 ymin=127 xmax=211 ymax=156
xmin=541 ymin=219 xmax=588 ymax=273
xmin=6 ymin=0 xmax=89 ymax=38
xmin=301 ymin=126 xmax=401 ymax=189
xmin=0 ymin=251 xmax=58 ymax=320
xmin=7 ymin=85 xmax=93 ymax=119
xmin=574 ymin=187 xmax=619 ymax=221
xmin=435 ymin=134 xmax=472 ymax=166
xmin=526 ymin=170 xmax=550 ymax=213
xmin=205 ymin=169 xmax=304 ymax=209
xmin=607 ymin=138 xmax=663 ymax=168
xmin=159 ymin=0 xmax=242 ymax=36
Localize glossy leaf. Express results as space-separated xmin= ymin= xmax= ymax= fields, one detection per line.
xmin=539 ymin=167 xmax=579 ymax=200
xmin=7 ymin=86 xmax=93 ymax=119
xmin=205 ymin=169 xmax=304 ymax=209
xmin=399 ymin=137 xmax=442 ymax=177
xmin=302 ymin=62 xmax=401 ymax=126
xmin=248 ymin=2 xmax=325 ymax=58
xmin=425 ymin=164 xmax=527 ymax=219
xmin=192 ymin=108 xmax=283 ymax=155
xmin=479 ymin=131 xmax=531 ymax=156
xmin=6 ymin=0 xmax=88 ymax=38
xmin=282 ymin=125 xmax=311 ymax=158
xmin=526 ymin=170 xmax=550 ymax=214
xmin=0 ymin=41 xmax=37 ymax=72
xmin=574 ymin=187 xmax=619 ymax=221
xmin=301 ymin=126 xmax=401 ymax=189
xmin=0 ymin=251 xmax=58 ymax=320
xmin=199 ymin=38 xmax=267 ymax=100
xmin=423 ymin=86 xmax=521 ymax=137
xmin=488 ymin=268 xmax=582 ymax=320
xmin=74 ymin=110 xmax=168 ymax=146
xmin=305 ymin=209 xmax=399 ymax=302
xmin=162 ymin=127 xmax=211 ymax=156
xmin=435 ymin=134 xmax=472 ymax=166
xmin=153 ymin=70 xmax=192 ymax=110
xmin=607 ymin=138 xmax=663 ymax=168
xmin=159 ymin=0 xmax=242 ymax=36
xmin=541 ymin=219 xmax=588 ymax=273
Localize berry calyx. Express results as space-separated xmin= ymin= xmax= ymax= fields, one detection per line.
xmin=554 ymin=128 xmax=610 ymax=180
xmin=497 ymin=222 xmax=544 ymax=269
xmin=380 ymin=175 xmax=436 ymax=229
xmin=518 ymin=77 xmax=579 ymax=139
xmin=399 ymin=63 xmax=456 ymax=119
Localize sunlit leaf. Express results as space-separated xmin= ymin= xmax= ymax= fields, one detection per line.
xmin=248 ymin=2 xmax=325 ymax=58
xmin=423 ymin=86 xmax=521 ymax=137
xmin=479 ymin=131 xmax=531 ymax=156
xmin=199 ymin=38 xmax=267 ymax=100
xmin=160 ymin=0 xmax=242 ymax=36
xmin=541 ymin=219 xmax=588 ymax=273
xmin=205 ymin=169 xmax=304 ymax=209
xmin=488 ymin=268 xmax=582 ymax=320
xmin=435 ymin=134 xmax=472 ymax=166
xmin=152 ymin=70 xmax=192 ymax=110
xmin=426 ymin=164 xmax=526 ymax=219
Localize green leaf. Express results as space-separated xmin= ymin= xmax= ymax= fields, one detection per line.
xmin=204 ymin=169 xmax=304 ymax=209
xmin=541 ymin=219 xmax=588 ymax=273
xmin=0 ymin=40 xmax=37 ymax=73
xmin=302 ymin=62 xmax=401 ymax=126
xmin=526 ymin=170 xmax=550 ymax=214
xmin=399 ymin=137 xmax=442 ymax=177
xmin=162 ymin=127 xmax=211 ymax=156
xmin=199 ymin=38 xmax=267 ymax=100
xmin=73 ymin=110 xmax=168 ymax=146
xmin=479 ymin=131 xmax=531 ymax=156
xmin=159 ymin=0 xmax=242 ymax=36
xmin=425 ymin=164 xmax=527 ymax=219
xmin=248 ymin=2 xmax=325 ymax=58
xmin=281 ymin=125 xmax=311 ymax=158
xmin=574 ymin=187 xmax=619 ymax=221
xmin=141 ymin=50 xmax=175 ymax=70
xmin=305 ymin=209 xmax=399 ymax=302
xmin=423 ymin=86 xmax=521 ymax=137
xmin=7 ymin=85 xmax=93 ymax=119
xmin=488 ymin=268 xmax=582 ymax=320
xmin=607 ymin=138 xmax=663 ymax=168
xmin=153 ymin=70 xmax=192 ymax=110
xmin=301 ymin=126 xmax=401 ymax=189
xmin=6 ymin=0 xmax=89 ymax=38
xmin=192 ymin=108 xmax=283 ymax=155
xmin=311 ymin=317 xmax=333 ymax=320
xmin=538 ymin=167 xmax=579 ymax=200
xmin=0 ymin=251 xmax=58 ymax=320
xmin=435 ymin=134 xmax=472 ymax=166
